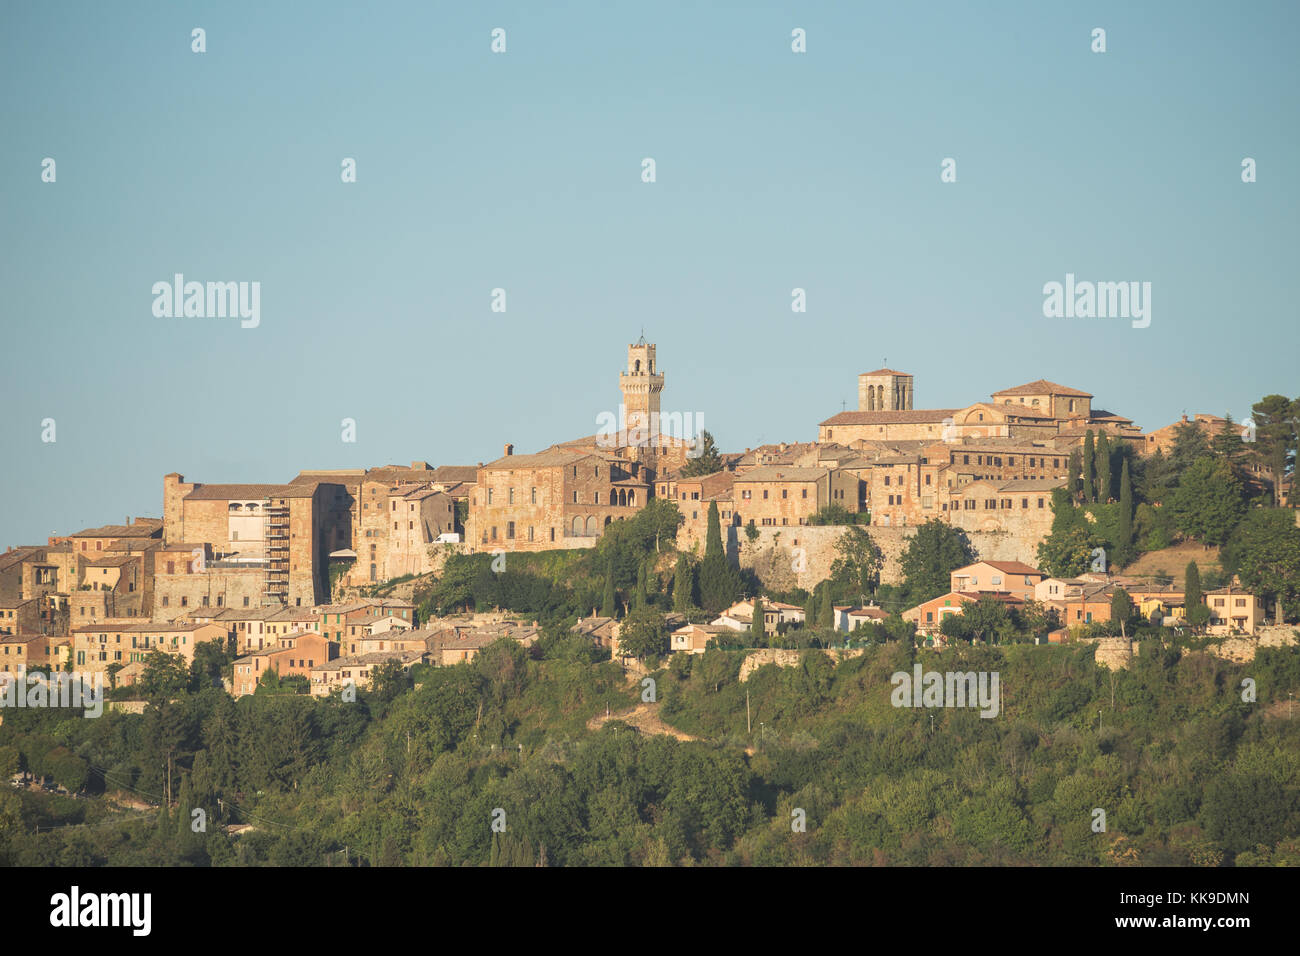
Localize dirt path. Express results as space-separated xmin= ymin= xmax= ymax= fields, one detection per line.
xmin=587 ymin=701 xmax=698 ymax=741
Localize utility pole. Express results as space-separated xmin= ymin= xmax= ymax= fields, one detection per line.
xmin=746 ymin=687 xmax=751 ymax=734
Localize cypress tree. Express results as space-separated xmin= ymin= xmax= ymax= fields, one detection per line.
xmin=751 ymin=597 xmax=766 ymax=644
xmin=1184 ymin=560 xmax=1210 ymax=628
xmin=1082 ymin=431 xmax=1096 ymax=502
xmin=704 ymin=501 xmax=723 ymax=562
xmin=635 ymin=560 xmax=648 ymax=608
xmin=699 ymin=501 xmax=739 ymax=613
xmin=1185 ymin=560 xmax=1202 ymax=608
xmin=601 ymin=556 xmax=616 ymax=618
xmin=1068 ymin=449 xmax=1083 ymax=501
xmin=1117 ymin=458 xmax=1134 ymax=564
xmin=803 ymin=590 xmax=817 ymax=625
xmin=1095 ymin=432 xmax=1112 ymax=503
xmin=818 ymin=584 xmax=834 ymax=629
xmin=672 ymin=554 xmax=693 ymax=613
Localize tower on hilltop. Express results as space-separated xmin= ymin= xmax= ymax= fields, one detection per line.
xmin=858 ymin=368 xmax=913 ymax=412
xmin=619 ymin=334 xmax=664 ymax=442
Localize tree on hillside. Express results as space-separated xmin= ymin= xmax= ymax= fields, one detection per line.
xmin=1110 ymin=587 xmax=1135 ymax=638
xmin=1168 ymin=457 xmax=1246 ymax=547
xmin=1083 ymin=431 xmax=1096 ymax=503
xmin=1114 ymin=459 xmax=1135 ymax=567
xmin=618 ymin=607 xmax=669 ymax=660
xmin=1170 ymin=418 xmax=1211 ymax=471
xmin=1249 ymin=395 xmax=1299 ymax=507
xmin=601 ymin=555 xmax=617 ymax=618
xmin=635 ymin=560 xmax=649 ymax=609
xmin=139 ymin=650 xmax=191 ymax=702
xmin=751 ymin=597 xmax=766 ymax=644
xmin=1211 ymin=413 xmax=1250 ymax=476
xmin=698 ymin=501 xmax=741 ymax=613
xmin=829 ymin=526 xmax=884 ymax=604
xmin=1221 ymin=508 xmax=1300 ymax=623
xmin=672 ymin=554 xmax=695 ymax=614
xmin=1095 ymin=432 xmax=1113 ymax=503
xmin=962 ymin=597 xmax=1012 ymax=645
xmin=817 ymin=584 xmax=834 ymax=629
xmin=1036 ymin=489 xmax=1102 ymax=578
xmin=898 ymin=519 xmax=976 ymax=607
xmin=1137 ymin=449 xmax=1176 ymax=504
xmin=680 ymin=430 xmax=724 ymax=477
xmin=1018 ymin=599 xmax=1059 ymax=641
xmin=1184 ymin=560 xmax=1210 ymax=628
xmin=704 ymin=500 xmax=723 ymax=562
xmin=1068 ymin=449 xmax=1083 ymax=502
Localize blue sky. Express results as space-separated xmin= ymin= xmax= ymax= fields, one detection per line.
xmin=1 ymin=1 xmax=1297 ymax=545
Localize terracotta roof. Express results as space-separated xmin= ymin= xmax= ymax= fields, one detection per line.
xmin=977 ymin=561 xmax=1042 ymax=575
xmin=861 ymin=368 xmax=911 ymax=377
xmin=71 ymin=522 xmax=162 ymax=538
xmin=428 ymin=466 xmax=478 ymax=484
xmin=978 ymin=402 xmax=1059 ymax=419
xmin=0 ymin=548 xmax=44 ymax=571
xmin=996 ymin=478 xmax=1068 ymax=492
xmin=0 ymin=633 xmax=42 ymax=644
xmin=84 ymin=555 xmax=139 ymax=568
xmin=734 ymin=466 xmax=828 ymax=482
xmin=185 ymin=484 xmax=316 ymax=501
xmin=481 ymin=449 xmax=592 ymax=471
xmin=820 ymin=409 xmax=960 ymax=427
xmin=991 ymin=380 xmax=1093 ymax=399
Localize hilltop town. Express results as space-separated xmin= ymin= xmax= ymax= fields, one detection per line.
xmin=1 ymin=339 xmax=1296 ymax=698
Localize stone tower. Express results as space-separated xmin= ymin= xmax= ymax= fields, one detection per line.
xmin=858 ymin=368 xmax=913 ymax=412
xmin=619 ymin=335 xmax=664 ymax=444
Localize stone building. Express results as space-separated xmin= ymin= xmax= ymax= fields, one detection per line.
xmin=469 ymin=448 xmax=648 ymax=550
xmin=162 ymin=475 xmax=349 ymax=608
xmin=731 ymin=466 xmax=861 ymax=527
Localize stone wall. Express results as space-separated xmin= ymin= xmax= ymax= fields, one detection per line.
xmin=1209 ymin=625 xmax=1300 ymax=664
xmin=152 ymin=568 xmax=265 ymax=621
xmin=734 ymin=523 xmax=1049 ymax=593
xmin=1086 ymin=637 xmax=1134 ymax=669
xmin=738 ymin=646 xmax=867 ymax=682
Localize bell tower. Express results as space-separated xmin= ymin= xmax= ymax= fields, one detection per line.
xmin=619 ymin=334 xmax=664 ymax=445
xmin=858 ymin=368 xmax=914 ymax=412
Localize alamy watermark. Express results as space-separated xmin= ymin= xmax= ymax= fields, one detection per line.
xmin=890 ymin=665 xmax=1000 ymax=718
xmin=152 ymin=274 xmax=260 ymax=328
xmin=1042 ymin=273 xmax=1150 ymax=329
xmin=0 ymin=671 xmax=104 ymax=718
xmin=595 ymin=404 xmax=706 ymax=457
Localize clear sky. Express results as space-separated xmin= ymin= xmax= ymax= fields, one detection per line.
xmin=1 ymin=1 xmax=1297 ymax=545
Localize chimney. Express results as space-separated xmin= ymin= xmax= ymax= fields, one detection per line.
xmin=504 ymin=443 xmax=514 ymax=457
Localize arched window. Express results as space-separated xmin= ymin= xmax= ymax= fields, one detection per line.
xmin=628 ymin=490 xmax=636 ymax=506
xmin=634 ymin=359 xmax=641 ymax=372
xmin=618 ymin=488 xmax=627 ymax=506
xmin=586 ymin=515 xmax=598 ymax=535
xmin=572 ymin=516 xmax=583 ymax=536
